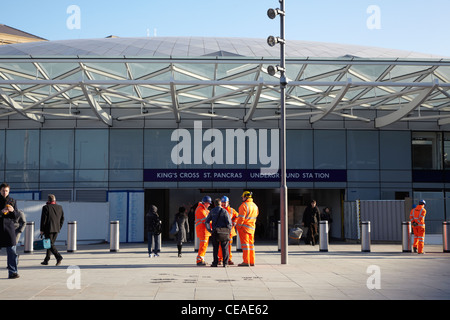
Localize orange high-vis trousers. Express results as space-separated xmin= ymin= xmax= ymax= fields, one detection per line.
xmin=238 ymin=231 xmax=255 ymax=265
xmin=412 ymin=226 xmax=425 ymax=253
xmin=196 ymin=233 xmax=210 ymax=263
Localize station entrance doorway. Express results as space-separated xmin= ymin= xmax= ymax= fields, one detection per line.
xmin=144 ymin=188 xmax=344 ymax=242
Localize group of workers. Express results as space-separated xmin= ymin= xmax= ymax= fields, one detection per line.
xmin=195 ymin=191 xmax=259 ymax=267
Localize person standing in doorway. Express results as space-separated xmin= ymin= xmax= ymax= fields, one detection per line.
xmin=410 ymin=200 xmax=427 ymax=254
xmin=195 ymin=196 xmax=211 ymax=266
xmin=236 ymin=191 xmax=259 ymax=267
xmin=302 ymin=200 xmax=320 ymax=246
xmin=175 ymin=206 xmax=189 ymax=257
xmin=0 ymin=183 xmax=20 ymax=279
xmin=40 ymin=194 xmax=64 ymax=266
xmin=146 ymin=205 xmax=161 ymax=257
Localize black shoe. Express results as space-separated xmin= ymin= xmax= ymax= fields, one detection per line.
xmin=41 ymin=261 xmax=49 ymax=265
xmin=8 ymin=273 xmax=19 ymax=279
xmin=210 ymin=264 xmax=218 ymax=267
xmin=56 ymin=258 xmax=63 ymax=266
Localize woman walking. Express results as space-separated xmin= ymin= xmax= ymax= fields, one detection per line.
xmin=175 ymin=207 xmax=189 ymax=257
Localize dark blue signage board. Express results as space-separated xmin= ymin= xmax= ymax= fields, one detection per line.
xmin=144 ymin=169 xmax=347 ymax=183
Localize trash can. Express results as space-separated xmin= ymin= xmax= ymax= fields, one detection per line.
xmin=361 ymin=221 xmax=371 ymax=252
xmin=319 ymin=221 xmax=329 ymax=252
xmin=24 ymin=221 xmax=34 ymax=253
xmin=402 ymin=221 xmax=412 ymax=252
xmin=67 ymin=221 xmax=77 ymax=253
xmin=443 ymin=221 xmax=450 ymax=253
xmin=110 ymin=221 xmax=119 ymax=252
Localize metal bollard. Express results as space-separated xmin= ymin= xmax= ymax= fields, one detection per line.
xmin=443 ymin=221 xmax=450 ymax=253
xmin=24 ymin=221 xmax=34 ymax=253
xmin=319 ymin=221 xmax=329 ymax=252
xmin=67 ymin=221 xmax=77 ymax=253
xmin=236 ymin=230 xmax=242 ymax=252
xmin=361 ymin=221 xmax=371 ymax=252
xmin=278 ymin=221 xmax=281 ymax=252
xmin=110 ymin=221 xmax=120 ymax=252
xmin=402 ymin=221 xmax=412 ymax=252
xmin=194 ymin=227 xmax=198 ymax=252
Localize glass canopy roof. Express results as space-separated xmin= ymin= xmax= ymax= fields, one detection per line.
xmin=0 ymin=37 xmax=449 ymax=127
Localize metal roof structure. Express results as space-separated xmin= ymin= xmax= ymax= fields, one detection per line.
xmin=0 ymin=36 xmax=449 ymax=128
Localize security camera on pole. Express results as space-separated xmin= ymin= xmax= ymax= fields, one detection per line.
xmin=267 ymin=0 xmax=288 ymax=265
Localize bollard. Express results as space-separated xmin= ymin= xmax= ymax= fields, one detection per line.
xmin=443 ymin=221 xmax=450 ymax=253
xmin=319 ymin=221 xmax=329 ymax=252
xmin=361 ymin=221 xmax=371 ymax=252
xmin=67 ymin=221 xmax=77 ymax=253
xmin=194 ymin=227 xmax=199 ymax=252
xmin=278 ymin=221 xmax=281 ymax=252
xmin=236 ymin=230 xmax=242 ymax=252
xmin=24 ymin=221 xmax=34 ymax=253
xmin=110 ymin=221 xmax=119 ymax=252
xmin=402 ymin=221 xmax=412 ymax=252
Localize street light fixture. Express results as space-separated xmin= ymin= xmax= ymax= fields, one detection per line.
xmin=267 ymin=0 xmax=288 ymax=265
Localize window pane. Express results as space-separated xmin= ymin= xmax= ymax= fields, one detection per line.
xmin=6 ymin=130 xmax=39 ymax=169
xmin=347 ymin=130 xmax=379 ymax=169
xmin=380 ymin=131 xmax=411 ymax=170
xmin=412 ymin=132 xmax=442 ymax=170
xmin=75 ymin=129 xmax=108 ymax=169
xmin=110 ymin=129 xmax=143 ymax=169
xmin=314 ymin=130 xmax=345 ymax=169
xmin=287 ymin=130 xmax=313 ymax=169
xmin=40 ymin=130 xmax=74 ymax=170
xmin=144 ymin=129 xmax=176 ymax=169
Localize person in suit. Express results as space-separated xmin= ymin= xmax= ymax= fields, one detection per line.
xmin=40 ymin=194 xmax=65 ymax=266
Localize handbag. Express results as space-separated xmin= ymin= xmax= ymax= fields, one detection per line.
xmin=169 ymin=219 xmax=179 ymax=236
xmin=34 ymin=236 xmax=51 ymax=250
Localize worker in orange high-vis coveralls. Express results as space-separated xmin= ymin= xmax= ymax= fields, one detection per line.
xmin=236 ymin=191 xmax=259 ymax=266
xmin=410 ymin=200 xmax=427 ymax=254
xmin=195 ymin=196 xmax=212 ymax=265
xmin=217 ymin=196 xmax=238 ymax=265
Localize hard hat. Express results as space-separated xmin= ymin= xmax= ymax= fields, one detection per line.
xmin=241 ymin=191 xmax=252 ymax=198
xmin=419 ymin=199 xmax=426 ymax=205
xmin=221 ymin=196 xmax=229 ymax=203
xmin=201 ymin=196 xmax=212 ymax=204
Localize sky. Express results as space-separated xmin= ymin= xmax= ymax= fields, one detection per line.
xmin=1 ymin=0 xmax=450 ymax=57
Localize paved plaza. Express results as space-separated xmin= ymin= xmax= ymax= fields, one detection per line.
xmin=0 ymin=241 xmax=449 ymax=301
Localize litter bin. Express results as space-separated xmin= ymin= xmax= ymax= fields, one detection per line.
xmin=24 ymin=221 xmax=34 ymax=253
xmin=67 ymin=221 xmax=77 ymax=253
xmin=319 ymin=221 xmax=329 ymax=252
xmin=402 ymin=221 xmax=412 ymax=252
xmin=443 ymin=221 xmax=450 ymax=253
xmin=361 ymin=221 xmax=371 ymax=252
xmin=110 ymin=221 xmax=119 ymax=252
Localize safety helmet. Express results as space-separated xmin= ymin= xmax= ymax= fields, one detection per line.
xmin=221 ymin=196 xmax=229 ymax=203
xmin=419 ymin=199 xmax=426 ymax=205
xmin=202 ymin=196 xmax=212 ymax=204
xmin=241 ymin=191 xmax=252 ymax=198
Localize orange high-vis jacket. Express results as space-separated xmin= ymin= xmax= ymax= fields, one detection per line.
xmin=237 ymin=198 xmax=259 ymax=235
xmin=195 ymin=202 xmax=210 ymax=236
xmin=224 ymin=205 xmax=239 ymax=237
xmin=410 ymin=204 xmax=426 ymax=227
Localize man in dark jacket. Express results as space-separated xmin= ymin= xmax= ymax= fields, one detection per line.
xmin=40 ymin=194 xmax=65 ymax=266
xmin=302 ymin=200 xmax=320 ymax=246
xmin=205 ymin=198 xmax=232 ymax=267
xmin=145 ymin=205 xmax=161 ymax=257
xmin=0 ymin=183 xmax=20 ymax=279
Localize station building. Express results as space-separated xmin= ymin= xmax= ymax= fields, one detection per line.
xmin=0 ymin=35 xmax=449 ymax=242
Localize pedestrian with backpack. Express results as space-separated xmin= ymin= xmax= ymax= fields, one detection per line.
xmin=146 ymin=205 xmax=162 ymax=257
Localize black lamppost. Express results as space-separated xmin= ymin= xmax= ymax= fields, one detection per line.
xmin=267 ymin=0 xmax=288 ymax=265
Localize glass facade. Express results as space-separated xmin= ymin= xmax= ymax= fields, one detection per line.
xmin=0 ymin=127 xmax=448 ymax=227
